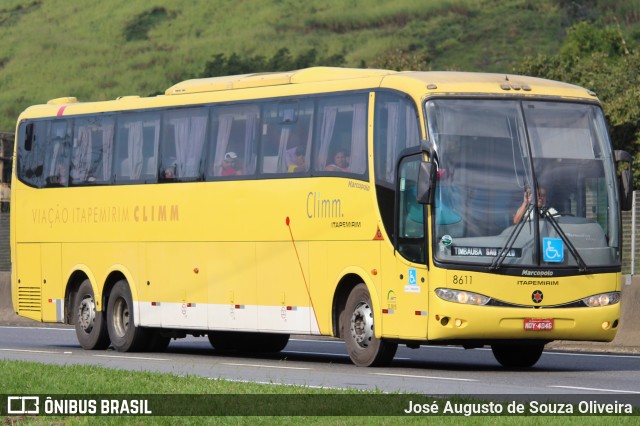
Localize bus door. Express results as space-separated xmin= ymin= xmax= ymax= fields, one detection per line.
xmin=383 ymin=154 xmax=429 ymax=340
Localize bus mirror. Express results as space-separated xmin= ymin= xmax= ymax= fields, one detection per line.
xmin=417 ymin=161 xmax=435 ymax=204
xmin=615 ymin=150 xmax=633 ymax=211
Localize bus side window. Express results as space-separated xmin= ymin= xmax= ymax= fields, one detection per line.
xmin=209 ymin=105 xmax=259 ymax=178
xmin=45 ymin=121 xmax=71 ymax=187
xmin=314 ymin=94 xmax=367 ymax=176
xmin=115 ymin=113 xmax=160 ymax=183
xmin=161 ymin=107 xmax=208 ymax=181
xmin=259 ymin=100 xmax=313 ymax=175
xmin=70 ymin=116 xmax=115 ymax=185
xmin=18 ymin=121 xmax=47 ymax=188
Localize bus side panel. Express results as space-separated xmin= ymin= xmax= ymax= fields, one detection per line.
xmin=256 ymin=241 xmax=316 ymax=334
xmin=14 ymin=243 xmax=42 ymax=321
xmin=144 ymin=242 xmax=208 ymax=329
xmin=41 ymin=243 xmax=63 ymax=322
xmin=205 ymin=242 xmax=258 ymax=331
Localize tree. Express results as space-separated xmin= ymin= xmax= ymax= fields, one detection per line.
xmin=517 ymin=21 xmax=640 ymax=187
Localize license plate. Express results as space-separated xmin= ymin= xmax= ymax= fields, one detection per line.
xmin=524 ymin=318 xmax=554 ymax=331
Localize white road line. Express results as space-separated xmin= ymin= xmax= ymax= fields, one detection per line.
xmin=285 ymin=350 xmax=350 ymax=357
xmin=222 ymin=362 xmax=311 ymax=370
xmin=284 ymin=350 xmax=410 ymax=361
xmin=0 ymin=348 xmax=60 ymax=354
xmin=0 ymin=326 xmax=73 ymax=331
xmin=549 ymin=385 xmax=640 ymax=394
xmin=371 ymin=372 xmax=478 ymax=382
xmin=546 ymin=351 xmax=640 ymax=360
xmin=92 ymin=354 xmax=169 ymax=361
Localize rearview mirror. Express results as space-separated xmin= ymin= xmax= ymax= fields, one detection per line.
xmin=615 ymin=150 xmax=633 ymax=211
xmin=417 ymin=161 xmax=436 ymax=204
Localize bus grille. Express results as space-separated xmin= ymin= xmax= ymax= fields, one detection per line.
xmin=17 ymin=286 xmax=41 ymax=312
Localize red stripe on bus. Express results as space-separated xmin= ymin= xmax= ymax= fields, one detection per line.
xmin=57 ymin=106 xmax=67 ymax=116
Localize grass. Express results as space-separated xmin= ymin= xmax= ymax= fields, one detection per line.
xmin=1 ymin=360 xmax=638 ymax=425
xmin=0 ymin=0 xmax=639 ymax=131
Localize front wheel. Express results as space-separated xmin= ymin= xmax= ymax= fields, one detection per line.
xmin=491 ymin=343 xmax=545 ymax=369
xmin=106 ymin=280 xmax=148 ymax=352
xmin=74 ymin=279 xmax=110 ymax=350
xmin=342 ymin=283 xmax=397 ymax=367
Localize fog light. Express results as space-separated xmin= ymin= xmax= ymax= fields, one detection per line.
xmin=455 ymin=319 xmax=462 ymax=327
xmin=602 ymin=321 xmax=610 ymax=330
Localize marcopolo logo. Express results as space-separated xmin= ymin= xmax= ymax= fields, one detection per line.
xmin=522 ymin=270 xmax=554 ymax=276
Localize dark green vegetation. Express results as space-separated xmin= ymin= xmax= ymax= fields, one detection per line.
xmin=0 ymin=0 xmax=639 ymax=181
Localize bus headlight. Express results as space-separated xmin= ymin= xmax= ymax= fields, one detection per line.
xmin=435 ymin=288 xmax=491 ymax=306
xmin=582 ymin=292 xmax=621 ymax=307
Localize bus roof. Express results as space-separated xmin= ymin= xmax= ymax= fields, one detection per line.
xmin=22 ymin=67 xmax=597 ymax=121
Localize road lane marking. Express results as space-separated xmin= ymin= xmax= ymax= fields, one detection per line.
xmin=0 ymin=326 xmax=74 ymax=331
xmin=0 ymin=348 xmax=60 ymax=354
xmin=93 ymin=354 xmax=169 ymax=361
xmin=549 ymin=385 xmax=640 ymax=394
xmin=222 ymin=362 xmax=311 ymax=370
xmin=371 ymin=372 xmax=478 ymax=382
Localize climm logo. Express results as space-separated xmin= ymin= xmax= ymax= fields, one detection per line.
xmin=306 ymin=192 xmax=343 ymax=218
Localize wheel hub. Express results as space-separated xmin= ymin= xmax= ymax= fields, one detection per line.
xmin=350 ymin=301 xmax=374 ymax=348
xmin=113 ymin=298 xmax=130 ymax=338
xmin=78 ymin=297 xmax=95 ymax=333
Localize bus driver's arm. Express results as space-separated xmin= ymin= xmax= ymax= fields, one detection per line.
xmin=513 ymin=190 xmax=532 ymax=224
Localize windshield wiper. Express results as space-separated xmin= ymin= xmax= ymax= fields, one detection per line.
xmin=489 ymin=202 xmax=534 ymax=271
xmin=541 ymin=208 xmax=588 ymax=272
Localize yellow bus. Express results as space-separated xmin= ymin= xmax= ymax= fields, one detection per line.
xmin=11 ymin=67 xmax=632 ymax=368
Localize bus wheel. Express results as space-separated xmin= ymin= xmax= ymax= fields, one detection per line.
xmin=343 ymin=283 xmax=397 ymax=367
xmin=491 ymin=343 xmax=545 ymax=369
xmin=106 ymin=280 xmax=148 ymax=352
xmin=74 ymin=280 xmax=110 ymax=350
xmin=254 ymin=333 xmax=290 ymax=352
xmin=208 ymin=331 xmax=238 ymax=352
xmin=146 ymin=330 xmax=171 ymax=352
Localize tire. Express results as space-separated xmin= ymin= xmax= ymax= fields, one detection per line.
xmin=491 ymin=343 xmax=545 ymax=369
xmin=253 ymin=333 xmax=290 ymax=353
xmin=73 ymin=279 xmax=110 ymax=350
xmin=208 ymin=331 xmax=239 ymax=352
xmin=146 ymin=329 xmax=171 ymax=352
xmin=342 ymin=283 xmax=397 ymax=367
xmin=106 ymin=279 xmax=148 ymax=352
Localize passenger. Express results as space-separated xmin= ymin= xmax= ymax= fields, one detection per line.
xmin=288 ymin=146 xmax=306 ymax=173
xmin=221 ymin=152 xmax=241 ymax=176
xmin=325 ymin=149 xmax=349 ymax=172
xmin=513 ymin=186 xmax=558 ymax=224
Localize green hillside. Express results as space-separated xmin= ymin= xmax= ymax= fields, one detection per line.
xmin=0 ymin=0 xmax=638 ymax=134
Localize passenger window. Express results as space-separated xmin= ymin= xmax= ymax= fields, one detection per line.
xmin=260 ymin=100 xmax=314 ymax=175
xmin=44 ymin=121 xmax=72 ymax=187
xmin=374 ymin=93 xmax=420 ymax=186
xmin=115 ymin=112 xmax=160 ymax=183
xmin=18 ymin=121 xmax=47 ymax=187
xmin=70 ymin=116 xmax=115 ymax=185
xmin=160 ymin=108 xmax=208 ymax=181
xmin=208 ymin=104 xmax=259 ymax=178
xmin=314 ymin=94 xmax=368 ymax=176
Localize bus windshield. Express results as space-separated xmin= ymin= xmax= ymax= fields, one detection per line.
xmin=427 ymin=99 xmax=620 ymax=270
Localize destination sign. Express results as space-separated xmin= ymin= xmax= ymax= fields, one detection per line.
xmin=451 ymin=246 xmax=522 ymax=257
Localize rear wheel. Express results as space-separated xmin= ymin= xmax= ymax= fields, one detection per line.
xmin=74 ymin=279 xmax=110 ymax=350
xmin=146 ymin=330 xmax=171 ymax=352
xmin=106 ymin=280 xmax=148 ymax=352
xmin=342 ymin=283 xmax=397 ymax=367
xmin=491 ymin=343 xmax=545 ymax=368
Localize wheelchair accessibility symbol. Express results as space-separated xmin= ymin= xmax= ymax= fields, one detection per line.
xmin=543 ymin=238 xmax=564 ymax=263
xmin=408 ymin=268 xmax=417 ymax=285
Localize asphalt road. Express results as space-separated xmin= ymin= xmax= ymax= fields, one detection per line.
xmin=2 ymin=325 xmax=640 ymax=401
